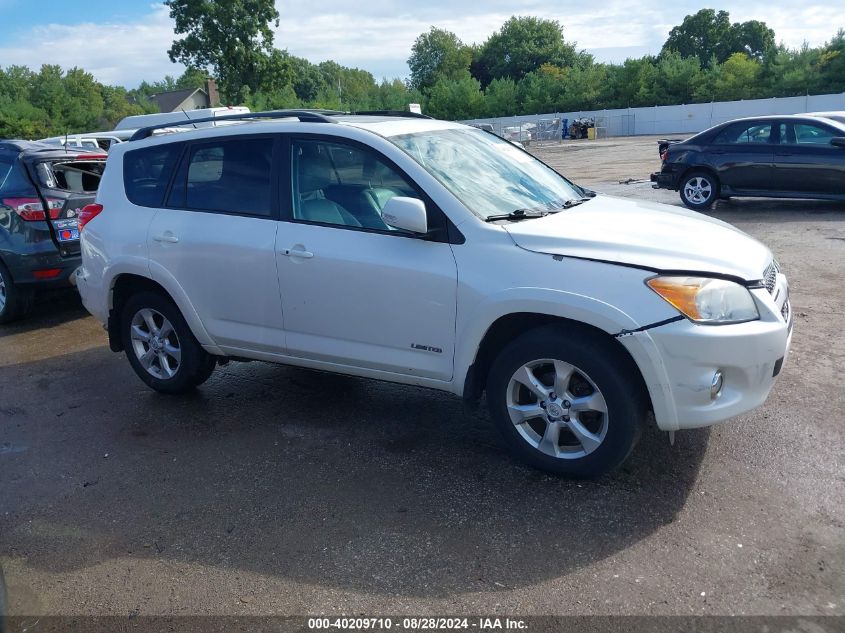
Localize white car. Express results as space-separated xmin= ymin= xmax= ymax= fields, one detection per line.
xmin=75 ymin=111 xmax=792 ymax=477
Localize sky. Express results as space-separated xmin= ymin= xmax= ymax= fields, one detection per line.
xmin=0 ymin=0 xmax=841 ymax=88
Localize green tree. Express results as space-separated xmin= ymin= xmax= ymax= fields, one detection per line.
xmin=475 ymin=16 xmax=580 ymax=84
xmin=165 ymin=0 xmax=280 ymax=103
xmin=407 ymin=27 xmax=472 ymax=92
xmin=696 ymin=53 xmax=762 ymax=102
xmin=662 ymin=9 xmax=774 ymax=66
xmin=424 ymin=71 xmax=484 ymax=120
xmin=484 ymin=78 xmax=519 ymax=117
xmin=654 ymin=51 xmax=703 ymax=104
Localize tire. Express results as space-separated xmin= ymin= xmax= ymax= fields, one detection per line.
xmin=0 ymin=260 xmax=34 ymax=324
xmin=679 ymin=170 xmax=718 ymax=210
xmin=486 ymin=325 xmax=645 ymax=478
xmin=120 ymin=291 xmax=216 ymax=394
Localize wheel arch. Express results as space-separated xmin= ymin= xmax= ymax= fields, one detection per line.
xmin=461 ymin=312 xmax=652 ymax=419
xmin=107 ymin=273 xmax=217 ymax=354
xmin=678 ymin=165 xmax=720 ymax=191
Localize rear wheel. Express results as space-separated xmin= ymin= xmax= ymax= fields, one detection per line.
xmin=0 ymin=261 xmax=34 ymax=324
xmin=486 ymin=326 xmax=645 ymax=478
xmin=121 ymin=291 xmax=216 ymax=394
xmin=679 ymin=171 xmax=718 ymax=210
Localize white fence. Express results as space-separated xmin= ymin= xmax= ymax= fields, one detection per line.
xmin=462 ymin=92 xmax=845 ymax=139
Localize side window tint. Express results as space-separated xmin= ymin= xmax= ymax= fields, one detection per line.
xmin=178 ymin=138 xmax=273 ymax=216
xmin=124 ymin=143 xmax=182 ymax=207
xmin=794 ymin=124 xmax=835 ymax=145
xmin=714 ymin=123 xmax=772 ymax=144
xmin=291 ymin=139 xmax=420 ymax=231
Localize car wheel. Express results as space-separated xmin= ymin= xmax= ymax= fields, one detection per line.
xmin=680 ymin=171 xmax=718 ymax=210
xmin=486 ymin=325 xmax=644 ymax=478
xmin=0 ymin=260 xmax=34 ymax=324
xmin=121 ymin=291 xmax=216 ymax=394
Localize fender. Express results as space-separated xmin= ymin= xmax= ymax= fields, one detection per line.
xmin=145 ymin=260 xmax=224 ymax=354
xmin=453 ymin=287 xmax=679 ymax=431
xmin=105 ymin=257 xmax=223 ymax=356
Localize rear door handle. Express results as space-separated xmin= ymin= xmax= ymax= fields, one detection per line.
xmin=282 ymin=246 xmax=314 ymax=259
xmin=153 ymin=233 xmax=179 ymax=244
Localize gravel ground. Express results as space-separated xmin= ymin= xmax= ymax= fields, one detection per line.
xmin=1 ymin=135 xmax=843 ymax=621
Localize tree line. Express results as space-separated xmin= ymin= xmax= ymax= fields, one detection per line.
xmin=1 ymin=4 xmax=843 ymax=139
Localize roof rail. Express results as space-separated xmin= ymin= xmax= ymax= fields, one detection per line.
xmin=128 ymin=109 xmax=342 ymax=141
xmin=352 ymin=110 xmax=433 ymax=119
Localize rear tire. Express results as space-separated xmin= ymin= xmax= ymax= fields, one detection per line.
xmin=121 ymin=291 xmax=216 ymax=394
xmin=679 ymin=170 xmax=718 ymax=210
xmin=0 ymin=261 xmax=34 ymax=324
xmin=486 ymin=325 xmax=645 ymax=478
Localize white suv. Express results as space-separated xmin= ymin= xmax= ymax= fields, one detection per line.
xmin=76 ymin=111 xmax=792 ymax=478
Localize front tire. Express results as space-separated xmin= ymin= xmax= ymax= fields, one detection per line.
xmin=679 ymin=171 xmax=718 ymax=210
xmin=486 ymin=326 xmax=645 ymax=478
xmin=121 ymin=291 xmax=216 ymax=394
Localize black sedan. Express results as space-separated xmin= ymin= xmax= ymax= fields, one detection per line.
xmin=651 ymin=115 xmax=845 ymax=209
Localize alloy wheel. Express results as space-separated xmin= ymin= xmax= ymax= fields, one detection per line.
xmin=0 ymin=272 xmax=6 ymax=313
xmin=129 ymin=308 xmax=182 ymax=379
xmin=684 ymin=176 xmax=712 ymax=205
xmin=506 ymin=359 xmax=609 ymax=459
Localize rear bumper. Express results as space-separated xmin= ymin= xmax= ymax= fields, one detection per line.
xmin=650 ymin=171 xmax=675 ymax=190
xmin=2 ymin=248 xmax=80 ymax=288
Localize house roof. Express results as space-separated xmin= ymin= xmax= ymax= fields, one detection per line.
xmin=150 ymin=87 xmax=208 ymax=113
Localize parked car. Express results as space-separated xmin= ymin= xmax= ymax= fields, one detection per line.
xmin=0 ymin=141 xmax=106 ymax=322
xmin=113 ymin=106 xmax=251 ymax=132
xmin=651 ymin=114 xmax=845 ymax=209
xmin=77 ymin=111 xmax=791 ymax=478
xmin=803 ymin=111 xmax=845 ymax=125
xmin=40 ymin=133 xmax=123 ymax=151
xmin=502 ymin=125 xmax=532 ymax=146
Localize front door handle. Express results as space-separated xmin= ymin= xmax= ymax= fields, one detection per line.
xmin=153 ymin=233 xmax=179 ymax=244
xmin=282 ymin=246 xmax=314 ymax=259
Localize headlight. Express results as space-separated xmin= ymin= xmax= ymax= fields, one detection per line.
xmin=646 ymin=276 xmax=759 ymax=324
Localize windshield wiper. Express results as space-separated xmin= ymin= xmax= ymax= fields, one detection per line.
xmin=485 ymin=197 xmax=593 ymax=223
xmin=484 ymin=209 xmax=551 ymax=222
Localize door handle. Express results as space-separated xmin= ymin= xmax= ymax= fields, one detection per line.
xmin=153 ymin=233 xmax=179 ymax=244
xmin=282 ymin=246 xmax=314 ymax=259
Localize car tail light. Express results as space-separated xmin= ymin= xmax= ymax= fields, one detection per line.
xmin=77 ymin=203 xmax=103 ymax=231
xmin=32 ymin=268 xmax=62 ymax=279
xmin=1 ymin=197 xmax=63 ymax=221
xmin=73 ymin=154 xmax=108 ymax=160
xmin=660 ymin=149 xmax=669 ymax=162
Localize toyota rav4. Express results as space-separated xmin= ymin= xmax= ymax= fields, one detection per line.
xmin=76 ymin=110 xmax=792 ymax=478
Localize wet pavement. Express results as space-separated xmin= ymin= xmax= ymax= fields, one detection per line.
xmin=1 ymin=137 xmax=843 ymax=617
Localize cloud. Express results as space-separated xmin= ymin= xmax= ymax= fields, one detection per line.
xmin=0 ymin=0 xmax=840 ymax=87
xmin=0 ymin=4 xmax=185 ymax=86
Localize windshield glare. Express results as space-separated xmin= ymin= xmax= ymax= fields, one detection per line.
xmin=390 ymin=128 xmax=582 ymax=219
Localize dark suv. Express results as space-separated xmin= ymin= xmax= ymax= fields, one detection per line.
xmin=0 ymin=141 xmax=106 ymax=322
xmin=651 ymin=115 xmax=845 ymax=210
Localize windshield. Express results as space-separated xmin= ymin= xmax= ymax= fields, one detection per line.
xmin=389 ymin=128 xmax=583 ymax=220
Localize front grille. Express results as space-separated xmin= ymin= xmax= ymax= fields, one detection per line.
xmin=763 ymin=261 xmax=779 ymax=295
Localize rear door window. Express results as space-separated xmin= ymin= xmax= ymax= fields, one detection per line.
xmin=167 ymin=137 xmax=274 ymax=217
xmin=124 ymin=143 xmax=183 ymax=207
xmin=713 ymin=122 xmax=773 ymax=144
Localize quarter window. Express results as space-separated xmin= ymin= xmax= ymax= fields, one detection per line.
xmin=290 ymin=139 xmax=421 ymax=231
xmin=124 ymin=144 xmax=182 ymax=207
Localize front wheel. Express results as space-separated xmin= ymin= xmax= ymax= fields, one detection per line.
xmin=486 ymin=326 xmax=645 ymax=478
xmin=679 ymin=171 xmax=718 ymax=210
xmin=121 ymin=291 xmax=216 ymax=394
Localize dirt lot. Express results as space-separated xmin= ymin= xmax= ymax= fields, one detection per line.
xmin=1 ymin=136 xmax=843 ymax=620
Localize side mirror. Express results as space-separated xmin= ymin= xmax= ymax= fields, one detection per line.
xmin=382 ymin=197 xmax=428 ymax=234
xmin=831 ymin=137 xmax=845 ymax=148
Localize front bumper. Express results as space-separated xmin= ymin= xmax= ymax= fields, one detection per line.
xmin=621 ymin=276 xmax=792 ymax=431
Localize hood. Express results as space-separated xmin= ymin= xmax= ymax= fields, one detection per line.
xmin=503 ymin=195 xmax=772 ymax=281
